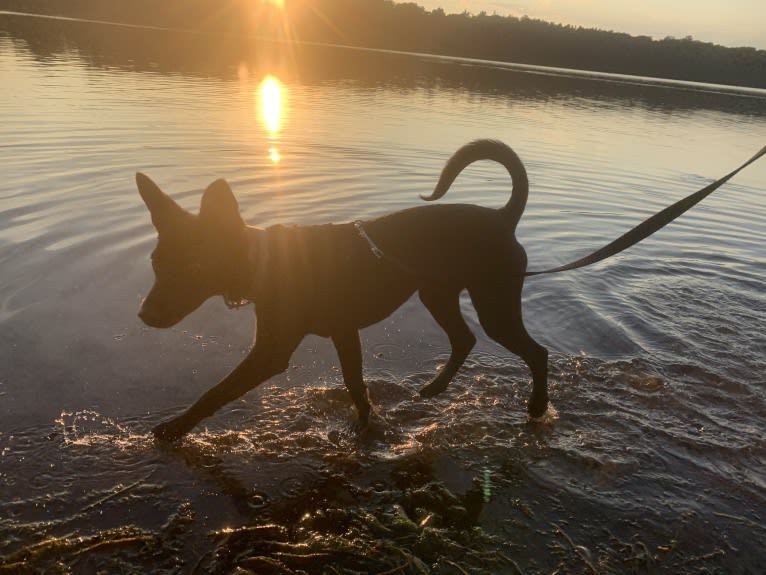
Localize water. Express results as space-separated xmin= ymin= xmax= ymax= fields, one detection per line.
xmin=1 ymin=11 xmax=765 ymax=574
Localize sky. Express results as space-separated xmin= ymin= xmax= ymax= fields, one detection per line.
xmin=409 ymin=1 xmax=766 ymax=50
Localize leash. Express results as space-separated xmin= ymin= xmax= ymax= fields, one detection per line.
xmin=354 ymin=146 xmax=766 ymax=278
xmin=524 ymin=145 xmax=766 ymax=276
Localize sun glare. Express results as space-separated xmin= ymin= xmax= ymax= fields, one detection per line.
xmin=266 ymin=0 xmax=284 ymax=7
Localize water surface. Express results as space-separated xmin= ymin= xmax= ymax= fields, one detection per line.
xmin=1 ymin=12 xmax=765 ymax=574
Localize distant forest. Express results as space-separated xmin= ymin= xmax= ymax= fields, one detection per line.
xmin=2 ymin=0 xmax=766 ymax=88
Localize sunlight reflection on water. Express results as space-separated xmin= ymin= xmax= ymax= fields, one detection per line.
xmin=258 ymin=74 xmax=285 ymax=163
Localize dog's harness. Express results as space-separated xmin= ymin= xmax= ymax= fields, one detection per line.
xmin=353 ymin=221 xmax=384 ymax=259
xmin=354 ymin=220 xmax=439 ymax=280
xmin=354 ymin=145 xmax=766 ymax=278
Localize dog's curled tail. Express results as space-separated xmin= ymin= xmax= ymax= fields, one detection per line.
xmin=421 ymin=139 xmax=529 ymax=230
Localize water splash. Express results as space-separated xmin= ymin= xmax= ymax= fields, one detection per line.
xmin=55 ymin=409 xmax=153 ymax=450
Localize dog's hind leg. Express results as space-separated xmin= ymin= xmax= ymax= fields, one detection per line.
xmin=469 ymin=280 xmax=549 ymax=419
xmin=152 ymin=330 xmax=303 ymax=442
xmin=418 ymin=287 xmax=476 ymax=398
xmin=331 ymin=330 xmax=372 ymax=426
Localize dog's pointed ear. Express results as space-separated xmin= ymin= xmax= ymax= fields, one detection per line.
xmin=199 ymin=178 xmax=244 ymax=230
xmin=136 ymin=172 xmax=185 ymax=230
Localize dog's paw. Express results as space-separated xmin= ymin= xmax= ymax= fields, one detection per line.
xmin=527 ymin=401 xmax=558 ymax=424
xmin=418 ymin=379 xmax=449 ymax=398
xmin=527 ymin=393 xmax=549 ymax=418
xmin=152 ymin=419 xmax=190 ymax=443
xmin=351 ymin=408 xmax=387 ymax=440
xmin=354 ymin=403 xmax=373 ymax=429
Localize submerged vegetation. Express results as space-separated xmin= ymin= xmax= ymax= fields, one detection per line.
xmin=0 ymin=483 xmax=503 ymax=575
xmin=2 ymin=0 xmax=766 ymax=88
xmin=0 ymin=470 xmax=735 ymax=574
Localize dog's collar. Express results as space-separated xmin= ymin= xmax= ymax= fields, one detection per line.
xmin=223 ymin=227 xmax=268 ymax=309
xmin=250 ymin=228 xmax=269 ymax=298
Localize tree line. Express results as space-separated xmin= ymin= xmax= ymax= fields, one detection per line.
xmin=3 ymin=0 xmax=765 ymax=88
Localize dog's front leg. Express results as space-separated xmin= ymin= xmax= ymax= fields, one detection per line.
xmin=152 ymin=331 xmax=303 ymax=442
xmin=331 ymin=330 xmax=372 ymax=426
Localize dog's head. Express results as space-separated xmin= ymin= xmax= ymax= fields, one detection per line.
xmin=136 ymin=173 xmax=248 ymax=328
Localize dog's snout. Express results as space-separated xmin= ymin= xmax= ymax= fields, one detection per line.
xmin=139 ymin=305 xmax=172 ymax=328
xmin=138 ymin=306 xmax=153 ymax=325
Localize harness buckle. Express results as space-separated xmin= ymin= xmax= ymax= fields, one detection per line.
xmin=354 ymin=221 xmax=384 ymax=260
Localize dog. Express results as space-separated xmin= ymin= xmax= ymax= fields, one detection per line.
xmin=137 ymin=140 xmax=548 ymax=441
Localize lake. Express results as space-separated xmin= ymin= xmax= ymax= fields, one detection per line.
xmin=1 ymin=11 xmax=765 ymax=574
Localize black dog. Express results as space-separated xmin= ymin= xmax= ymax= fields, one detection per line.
xmin=137 ymin=140 xmax=548 ymax=441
